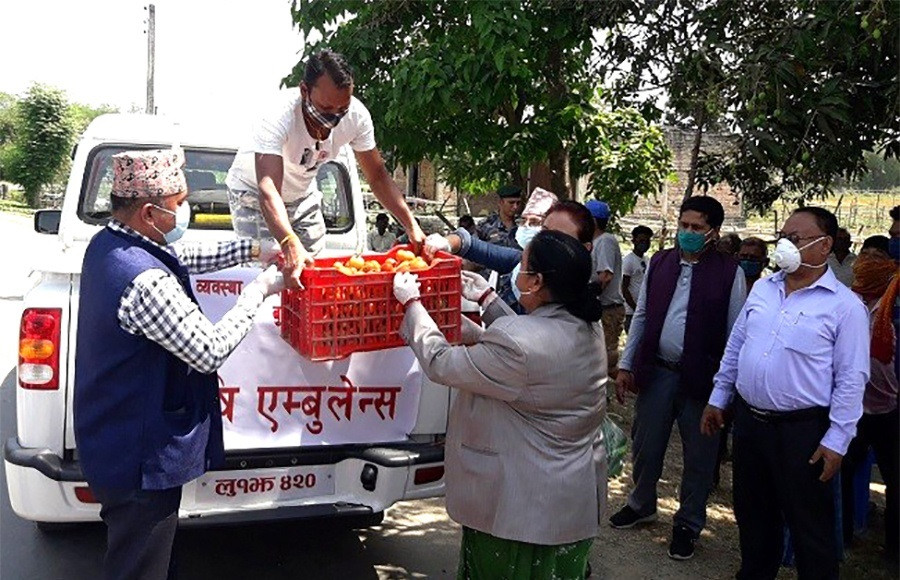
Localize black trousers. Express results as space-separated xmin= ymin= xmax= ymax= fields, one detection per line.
xmin=732 ymin=399 xmax=838 ymax=580
xmin=92 ymin=486 xmax=182 ymax=580
xmin=840 ymin=407 xmax=899 ymax=559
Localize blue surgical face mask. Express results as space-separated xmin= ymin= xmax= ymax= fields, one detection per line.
xmin=890 ymin=237 xmax=900 ymax=261
xmin=739 ymin=259 xmax=763 ymax=278
xmin=677 ymin=229 xmax=711 ymax=254
xmin=151 ymin=201 xmax=191 ymax=244
xmin=515 ymin=225 xmax=541 ymax=250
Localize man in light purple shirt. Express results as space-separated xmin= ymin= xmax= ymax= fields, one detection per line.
xmin=701 ymin=207 xmax=869 ymax=580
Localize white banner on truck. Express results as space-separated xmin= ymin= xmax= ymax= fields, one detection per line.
xmin=191 ymin=266 xmax=422 ymax=450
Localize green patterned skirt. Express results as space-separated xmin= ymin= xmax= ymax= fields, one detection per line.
xmin=457 ymin=527 xmax=592 ymax=580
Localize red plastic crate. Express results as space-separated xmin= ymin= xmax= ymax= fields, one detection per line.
xmin=280 ymin=245 xmax=462 ymax=361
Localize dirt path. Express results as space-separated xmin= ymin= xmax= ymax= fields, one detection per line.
xmin=591 ymin=398 xmax=897 ymax=580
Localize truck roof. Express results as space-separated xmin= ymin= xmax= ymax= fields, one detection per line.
xmin=82 ymin=113 xmax=242 ymax=151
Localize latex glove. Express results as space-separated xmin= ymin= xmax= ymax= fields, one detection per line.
xmin=281 ymin=236 xmax=315 ymax=289
xmin=245 ymin=264 xmax=285 ymax=299
xmin=393 ymin=272 xmax=421 ymax=306
xmin=423 ymin=233 xmax=451 ymax=261
xmin=460 ymin=271 xmax=492 ymax=303
xmin=257 ymin=239 xmax=281 ymax=265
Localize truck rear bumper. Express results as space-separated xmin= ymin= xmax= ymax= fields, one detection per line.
xmin=4 ymin=437 xmax=445 ymax=524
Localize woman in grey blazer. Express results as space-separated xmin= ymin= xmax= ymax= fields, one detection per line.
xmin=393 ymin=230 xmax=608 ymax=579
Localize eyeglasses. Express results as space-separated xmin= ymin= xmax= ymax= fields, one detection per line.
xmin=515 ymin=217 xmax=543 ymax=227
xmin=776 ymin=232 xmax=825 ymax=246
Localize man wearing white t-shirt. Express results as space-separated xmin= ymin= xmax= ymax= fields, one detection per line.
xmin=586 ymin=199 xmax=625 ymax=374
xmin=623 ymin=225 xmax=652 ymax=333
xmin=226 ymin=50 xmax=425 ymax=288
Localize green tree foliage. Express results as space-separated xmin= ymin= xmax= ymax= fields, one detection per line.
xmin=571 ymin=106 xmax=672 ymax=213
xmin=685 ymin=0 xmax=899 ymax=211
xmin=0 ymin=86 xmax=115 ymax=206
xmin=287 ymin=0 xmax=896 ymax=211
xmin=288 ymin=0 xmax=673 ymax=203
xmin=0 ymin=85 xmax=74 ymax=207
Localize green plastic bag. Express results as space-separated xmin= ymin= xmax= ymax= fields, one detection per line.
xmin=601 ymin=415 xmax=628 ymax=479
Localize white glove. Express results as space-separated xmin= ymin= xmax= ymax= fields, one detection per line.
xmin=257 ymin=239 xmax=281 ymax=265
xmin=245 ymin=264 xmax=285 ymax=299
xmin=460 ymin=271 xmax=492 ymax=303
xmin=393 ymin=272 xmax=421 ymax=306
xmin=423 ymin=233 xmax=452 ymax=260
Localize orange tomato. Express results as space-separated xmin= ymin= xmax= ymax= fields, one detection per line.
xmin=396 ymin=249 xmax=415 ymax=262
xmin=347 ymin=255 xmax=365 ymax=270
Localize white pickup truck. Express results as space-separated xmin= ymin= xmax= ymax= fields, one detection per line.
xmin=4 ymin=113 xmax=450 ymax=531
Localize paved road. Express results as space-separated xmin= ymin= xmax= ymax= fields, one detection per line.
xmin=0 ymin=214 xmax=461 ymax=579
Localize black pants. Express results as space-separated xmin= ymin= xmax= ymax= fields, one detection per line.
xmin=732 ymin=399 xmax=838 ymax=580
xmin=840 ymin=408 xmax=899 ymax=559
xmin=92 ymin=486 xmax=182 ymax=580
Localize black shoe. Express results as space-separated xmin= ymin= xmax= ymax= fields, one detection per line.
xmin=668 ymin=525 xmax=696 ymax=560
xmin=608 ymin=505 xmax=658 ymax=529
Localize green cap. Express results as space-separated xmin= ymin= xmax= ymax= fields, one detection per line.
xmin=497 ymin=185 xmax=523 ymax=199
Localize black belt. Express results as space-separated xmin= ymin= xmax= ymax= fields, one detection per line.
xmin=738 ymin=396 xmax=829 ymax=424
xmin=654 ymin=357 xmax=682 ymax=373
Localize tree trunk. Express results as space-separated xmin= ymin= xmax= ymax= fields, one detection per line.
xmin=682 ymin=105 xmax=707 ymax=204
xmin=548 ymin=147 xmax=571 ymax=199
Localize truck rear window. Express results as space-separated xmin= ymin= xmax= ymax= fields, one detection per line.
xmin=78 ymin=145 xmax=354 ymax=233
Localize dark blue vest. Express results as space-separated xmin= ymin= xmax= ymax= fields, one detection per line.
xmin=633 ymin=247 xmax=738 ymax=401
xmin=74 ymin=227 xmax=224 ymax=491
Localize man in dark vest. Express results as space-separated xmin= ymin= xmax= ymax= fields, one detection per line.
xmin=74 ymin=148 xmax=284 ymax=580
xmin=608 ymin=196 xmax=746 ymax=561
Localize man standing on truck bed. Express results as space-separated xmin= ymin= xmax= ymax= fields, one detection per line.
xmin=226 ymin=49 xmax=425 ymax=288
xmin=74 ymin=148 xmax=285 ymax=580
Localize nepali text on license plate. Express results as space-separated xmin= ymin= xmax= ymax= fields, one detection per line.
xmin=195 ymin=466 xmax=335 ymax=504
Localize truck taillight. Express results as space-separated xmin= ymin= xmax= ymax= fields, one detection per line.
xmin=18 ymin=308 xmax=62 ymax=390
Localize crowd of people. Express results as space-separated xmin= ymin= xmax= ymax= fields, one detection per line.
xmin=414 ymin=182 xmax=898 ymax=578
xmin=71 ymin=46 xmax=897 ymax=580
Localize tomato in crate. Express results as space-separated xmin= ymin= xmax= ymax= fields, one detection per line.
xmin=280 ymin=245 xmax=462 ymax=361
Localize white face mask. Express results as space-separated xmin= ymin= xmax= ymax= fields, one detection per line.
xmin=772 ymin=236 xmax=827 ymax=273
xmin=515 ymin=225 xmax=541 ymax=250
xmin=510 ymin=262 xmax=537 ymax=302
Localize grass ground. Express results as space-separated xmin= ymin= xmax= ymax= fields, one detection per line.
xmin=739 ymin=189 xmax=899 ymax=244
xmin=0 ymin=190 xmax=35 ymax=217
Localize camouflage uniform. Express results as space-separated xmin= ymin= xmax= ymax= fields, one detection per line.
xmin=476 ymin=213 xmax=522 ymax=310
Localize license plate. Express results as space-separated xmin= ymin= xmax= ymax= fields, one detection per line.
xmin=194 ymin=465 xmax=335 ymax=505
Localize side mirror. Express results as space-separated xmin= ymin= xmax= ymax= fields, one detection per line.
xmin=34 ymin=210 xmax=62 ymax=235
